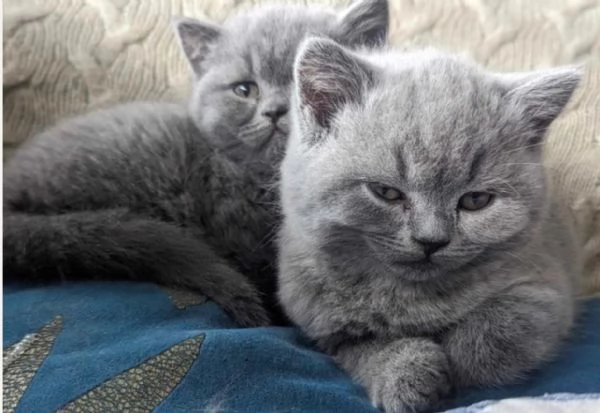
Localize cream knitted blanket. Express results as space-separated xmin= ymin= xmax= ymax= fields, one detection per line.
xmin=3 ymin=0 xmax=600 ymax=294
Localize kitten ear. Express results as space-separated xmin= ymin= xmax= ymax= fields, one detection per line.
xmin=503 ymin=65 xmax=583 ymax=136
xmin=295 ymin=37 xmax=374 ymax=132
xmin=336 ymin=0 xmax=389 ymax=48
xmin=173 ymin=16 xmax=222 ymax=77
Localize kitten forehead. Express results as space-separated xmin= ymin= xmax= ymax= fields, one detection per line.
xmin=367 ymin=50 xmax=504 ymax=130
xmin=221 ymin=5 xmax=336 ymax=85
xmin=346 ymin=50 xmax=509 ymax=187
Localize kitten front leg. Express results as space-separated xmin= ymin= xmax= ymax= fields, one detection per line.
xmin=332 ymin=337 xmax=451 ymax=413
xmin=442 ymin=284 xmax=572 ymax=388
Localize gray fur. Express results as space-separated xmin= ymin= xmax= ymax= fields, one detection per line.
xmin=3 ymin=1 xmax=389 ymax=327
xmin=278 ymin=38 xmax=582 ymax=411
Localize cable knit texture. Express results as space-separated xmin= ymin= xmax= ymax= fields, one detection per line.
xmin=3 ymin=0 xmax=599 ymax=295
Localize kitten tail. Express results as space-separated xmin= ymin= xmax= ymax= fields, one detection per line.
xmin=3 ymin=209 xmax=270 ymax=327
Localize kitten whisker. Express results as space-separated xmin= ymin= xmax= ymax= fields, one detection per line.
xmin=366 ymin=234 xmax=411 ymax=254
xmin=238 ymin=123 xmax=267 ymax=138
xmin=504 ymin=142 xmax=546 ymax=154
xmin=502 ymin=181 xmax=522 ymax=197
xmin=238 ymin=122 xmax=272 ymax=140
xmin=504 ymin=251 xmax=545 ymax=274
xmin=252 ymin=128 xmax=277 ymax=155
xmin=483 ymin=177 xmax=523 ymax=197
xmin=251 ymin=225 xmax=280 ymax=254
xmin=500 ymin=163 xmax=543 ymax=167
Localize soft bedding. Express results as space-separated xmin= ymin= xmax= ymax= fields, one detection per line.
xmin=445 ymin=393 xmax=600 ymax=413
xmin=3 ymin=282 xmax=600 ymax=412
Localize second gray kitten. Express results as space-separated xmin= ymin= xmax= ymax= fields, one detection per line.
xmin=3 ymin=0 xmax=389 ymax=327
xmin=278 ymin=38 xmax=582 ymax=412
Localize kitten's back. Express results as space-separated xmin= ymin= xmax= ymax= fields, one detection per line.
xmin=5 ymin=102 xmax=201 ymax=212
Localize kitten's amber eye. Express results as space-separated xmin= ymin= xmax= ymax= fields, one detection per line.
xmin=368 ymin=183 xmax=406 ymax=202
xmin=232 ymin=81 xmax=259 ymax=99
xmin=458 ymin=192 xmax=494 ymax=211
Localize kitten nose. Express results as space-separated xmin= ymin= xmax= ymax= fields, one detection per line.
xmin=262 ymin=105 xmax=288 ymax=123
xmin=412 ymin=237 xmax=450 ymax=256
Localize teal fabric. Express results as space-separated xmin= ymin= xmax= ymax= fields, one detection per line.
xmin=3 ymin=282 xmax=600 ymax=412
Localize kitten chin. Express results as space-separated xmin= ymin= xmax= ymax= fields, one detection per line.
xmin=371 ymin=258 xmax=468 ymax=283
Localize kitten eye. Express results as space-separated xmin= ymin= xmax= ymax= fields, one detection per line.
xmin=368 ymin=183 xmax=406 ymax=202
xmin=458 ymin=192 xmax=494 ymax=211
xmin=232 ymin=81 xmax=259 ymax=99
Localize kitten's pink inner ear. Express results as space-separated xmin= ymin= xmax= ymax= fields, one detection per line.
xmin=298 ymin=70 xmax=339 ymax=129
xmin=296 ymin=38 xmax=374 ymax=129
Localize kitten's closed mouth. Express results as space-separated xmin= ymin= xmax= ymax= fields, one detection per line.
xmin=270 ymin=126 xmax=286 ymax=138
xmin=253 ymin=126 xmax=284 ymax=154
xmin=394 ymin=257 xmax=437 ymax=268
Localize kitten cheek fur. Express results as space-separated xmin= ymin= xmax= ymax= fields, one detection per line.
xmin=279 ymin=38 xmax=583 ymax=412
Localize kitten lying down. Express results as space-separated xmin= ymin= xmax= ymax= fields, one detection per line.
xmin=278 ymin=38 xmax=583 ymax=412
xmin=2 ymin=0 xmax=389 ymax=327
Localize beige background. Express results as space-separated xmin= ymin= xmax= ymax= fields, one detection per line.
xmin=3 ymin=0 xmax=600 ymax=294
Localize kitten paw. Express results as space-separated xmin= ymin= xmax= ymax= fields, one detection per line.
xmin=369 ymin=339 xmax=451 ymax=413
xmin=224 ymin=295 xmax=271 ymax=328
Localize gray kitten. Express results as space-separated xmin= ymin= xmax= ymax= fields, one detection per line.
xmin=3 ymin=0 xmax=389 ymax=327
xmin=278 ymin=37 xmax=582 ymax=412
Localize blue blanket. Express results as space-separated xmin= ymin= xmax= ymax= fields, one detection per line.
xmin=3 ymin=282 xmax=600 ymax=412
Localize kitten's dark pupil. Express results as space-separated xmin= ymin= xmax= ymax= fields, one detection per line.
xmin=460 ymin=192 xmax=492 ymax=211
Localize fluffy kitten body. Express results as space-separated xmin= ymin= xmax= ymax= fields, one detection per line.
xmin=278 ymin=38 xmax=582 ymax=412
xmin=3 ymin=1 xmax=389 ymax=327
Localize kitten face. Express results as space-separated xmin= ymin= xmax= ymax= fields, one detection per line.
xmin=284 ymin=39 xmax=581 ymax=281
xmin=174 ymin=0 xmax=389 ymax=165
